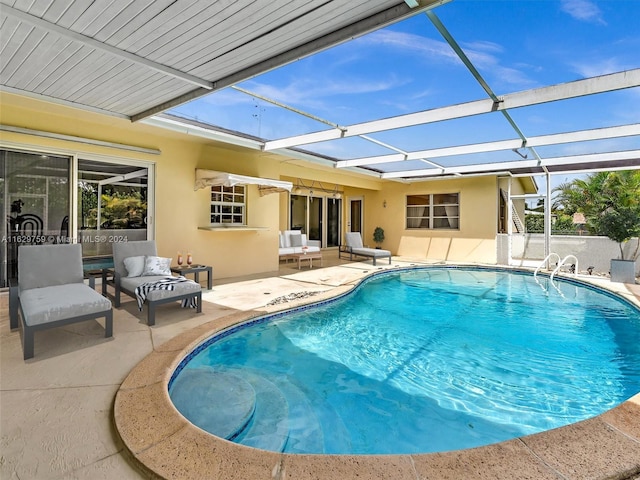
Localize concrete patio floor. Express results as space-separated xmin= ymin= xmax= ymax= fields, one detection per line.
xmin=1 ymin=251 xmax=639 ymax=479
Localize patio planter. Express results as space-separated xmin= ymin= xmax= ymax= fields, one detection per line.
xmin=610 ymin=259 xmax=637 ymax=284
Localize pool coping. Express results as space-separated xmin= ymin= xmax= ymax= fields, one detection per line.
xmin=113 ymin=266 xmax=640 ymax=480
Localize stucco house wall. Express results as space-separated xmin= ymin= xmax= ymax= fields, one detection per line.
xmin=1 ymin=92 xmax=534 ymax=280
xmin=360 ymin=176 xmax=502 ymax=263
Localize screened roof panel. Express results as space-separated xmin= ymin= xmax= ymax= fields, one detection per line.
xmin=1 ymin=0 xmax=639 ymax=181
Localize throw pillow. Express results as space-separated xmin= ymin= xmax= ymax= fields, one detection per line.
xmin=123 ymin=255 xmax=146 ymax=277
xmin=142 ymin=256 xmax=172 ymax=276
xmin=290 ymin=233 xmax=303 ymax=247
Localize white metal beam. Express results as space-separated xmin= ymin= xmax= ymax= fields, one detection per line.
xmin=336 ymin=123 xmax=640 ymax=168
xmin=381 ymin=150 xmax=640 ymax=179
xmin=263 ymin=69 xmax=640 ymax=150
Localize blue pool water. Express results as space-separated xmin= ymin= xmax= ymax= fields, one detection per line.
xmin=169 ymin=268 xmax=640 ymax=454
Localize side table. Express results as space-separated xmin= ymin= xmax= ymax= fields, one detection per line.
xmin=170 ymin=264 xmax=213 ymax=290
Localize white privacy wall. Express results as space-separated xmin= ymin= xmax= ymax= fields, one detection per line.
xmin=499 ymin=234 xmax=639 ymax=276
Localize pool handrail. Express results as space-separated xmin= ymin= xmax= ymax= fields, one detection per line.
xmin=533 ymin=253 xmax=561 ymax=278
xmin=550 ymin=254 xmax=579 ymax=282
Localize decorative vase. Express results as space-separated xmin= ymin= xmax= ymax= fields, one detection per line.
xmin=177 ymin=252 xmax=183 ymax=266
xmin=186 ymin=252 xmax=193 ymax=266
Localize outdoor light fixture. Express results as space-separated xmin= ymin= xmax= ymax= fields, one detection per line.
xmin=293 ymin=179 xmax=343 ymax=198
xmin=404 ymin=0 xmax=420 ymax=8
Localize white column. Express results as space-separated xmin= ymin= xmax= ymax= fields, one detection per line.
xmin=544 ymin=172 xmax=551 ymax=266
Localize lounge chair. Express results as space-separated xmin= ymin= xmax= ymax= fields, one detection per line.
xmin=111 ymin=240 xmax=202 ymax=326
xmin=9 ymin=244 xmax=113 ymax=360
xmin=339 ymin=232 xmax=392 ymax=266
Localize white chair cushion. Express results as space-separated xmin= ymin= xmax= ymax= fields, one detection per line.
xmin=123 ymin=255 xmax=145 ymax=277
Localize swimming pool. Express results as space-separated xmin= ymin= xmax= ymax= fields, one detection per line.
xmin=169 ymin=267 xmax=640 ymax=455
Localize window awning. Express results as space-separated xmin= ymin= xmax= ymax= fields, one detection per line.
xmin=195 ymin=169 xmax=292 ymax=195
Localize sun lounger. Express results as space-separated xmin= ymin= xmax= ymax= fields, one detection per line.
xmin=339 ymin=232 xmax=392 ymax=266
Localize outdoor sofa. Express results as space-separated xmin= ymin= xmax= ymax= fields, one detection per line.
xmin=279 ymin=230 xmax=321 ymax=258
xmin=9 ymin=243 xmax=113 ymax=360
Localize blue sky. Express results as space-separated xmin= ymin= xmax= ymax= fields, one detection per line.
xmin=169 ymin=0 xmax=640 ymax=189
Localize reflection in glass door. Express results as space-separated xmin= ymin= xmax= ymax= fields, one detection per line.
xmin=0 ymin=149 xmax=71 ymax=287
xmin=308 ymin=196 xmax=322 ymax=243
xmin=77 ymin=159 xmax=149 ymax=258
xmin=290 ymin=194 xmax=307 ymax=233
xmin=326 ymin=197 xmax=341 ymax=247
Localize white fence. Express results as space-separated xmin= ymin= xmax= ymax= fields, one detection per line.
xmin=498 ymin=234 xmax=639 ymax=276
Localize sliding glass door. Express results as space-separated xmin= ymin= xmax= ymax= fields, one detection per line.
xmin=289 ymin=194 xmax=341 ymax=247
xmin=1 ymin=149 xmax=71 ymax=287
xmin=0 ymin=149 xmax=152 ymax=287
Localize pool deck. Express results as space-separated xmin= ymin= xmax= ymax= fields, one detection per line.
xmin=1 ymin=253 xmax=639 ymax=480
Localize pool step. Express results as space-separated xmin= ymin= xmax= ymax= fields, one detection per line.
xmin=230 ymin=371 xmax=290 ymax=452
xmin=223 ymin=367 xmax=330 ymax=453
xmin=171 ymin=366 xmax=351 ymax=454
xmin=261 ymin=371 xmax=325 ymax=454
xmin=169 ymin=367 xmax=256 ymax=440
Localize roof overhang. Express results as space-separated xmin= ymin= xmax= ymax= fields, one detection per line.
xmin=0 ymin=0 xmax=448 ymax=121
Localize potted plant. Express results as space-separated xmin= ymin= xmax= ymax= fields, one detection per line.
xmin=599 ymin=208 xmax=640 ymax=283
xmin=555 ymin=171 xmax=639 ymax=283
xmin=373 ymin=227 xmax=385 ymax=249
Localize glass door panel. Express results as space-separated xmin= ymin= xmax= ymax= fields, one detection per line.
xmin=78 ymin=159 xmax=149 ymax=258
xmin=326 ymin=197 xmax=341 ymax=247
xmin=349 ymin=199 xmax=362 ymax=234
xmin=1 ymin=149 xmax=71 ymax=287
xmin=289 ymin=194 xmax=341 ymax=248
xmin=308 ymin=196 xmax=322 ymax=243
xmin=290 ymin=194 xmax=307 ymax=233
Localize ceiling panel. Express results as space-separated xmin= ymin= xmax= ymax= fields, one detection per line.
xmin=1 ymin=0 xmax=433 ymax=119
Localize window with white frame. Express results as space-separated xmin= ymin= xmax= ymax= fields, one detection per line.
xmin=406 ymin=193 xmax=459 ymax=230
xmin=210 ymin=185 xmax=245 ymax=225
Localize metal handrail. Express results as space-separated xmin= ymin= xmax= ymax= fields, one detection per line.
xmin=534 ymin=253 xmax=561 ymax=278
xmin=550 ymin=255 xmax=579 ymax=281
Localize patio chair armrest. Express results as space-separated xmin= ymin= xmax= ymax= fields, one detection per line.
xmin=9 ymin=278 xmax=19 ymax=330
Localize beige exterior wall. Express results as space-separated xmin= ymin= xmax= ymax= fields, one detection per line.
xmin=357 ymin=176 xmax=501 ymax=263
xmin=1 ymin=92 xmax=535 ymax=278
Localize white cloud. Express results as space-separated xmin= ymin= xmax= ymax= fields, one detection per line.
xmin=462 ymin=40 xmax=504 ymax=54
xmin=364 ymin=30 xmax=536 ymax=89
xmin=361 ymin=30 xmax=460 ymax=64
xmin=246 ymin=76 xmax=409 ymax=112
xmin=570 ymin=58 xmax=630 ymax=78
xmin=560 ymin=0 xmax=607 ymax=25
